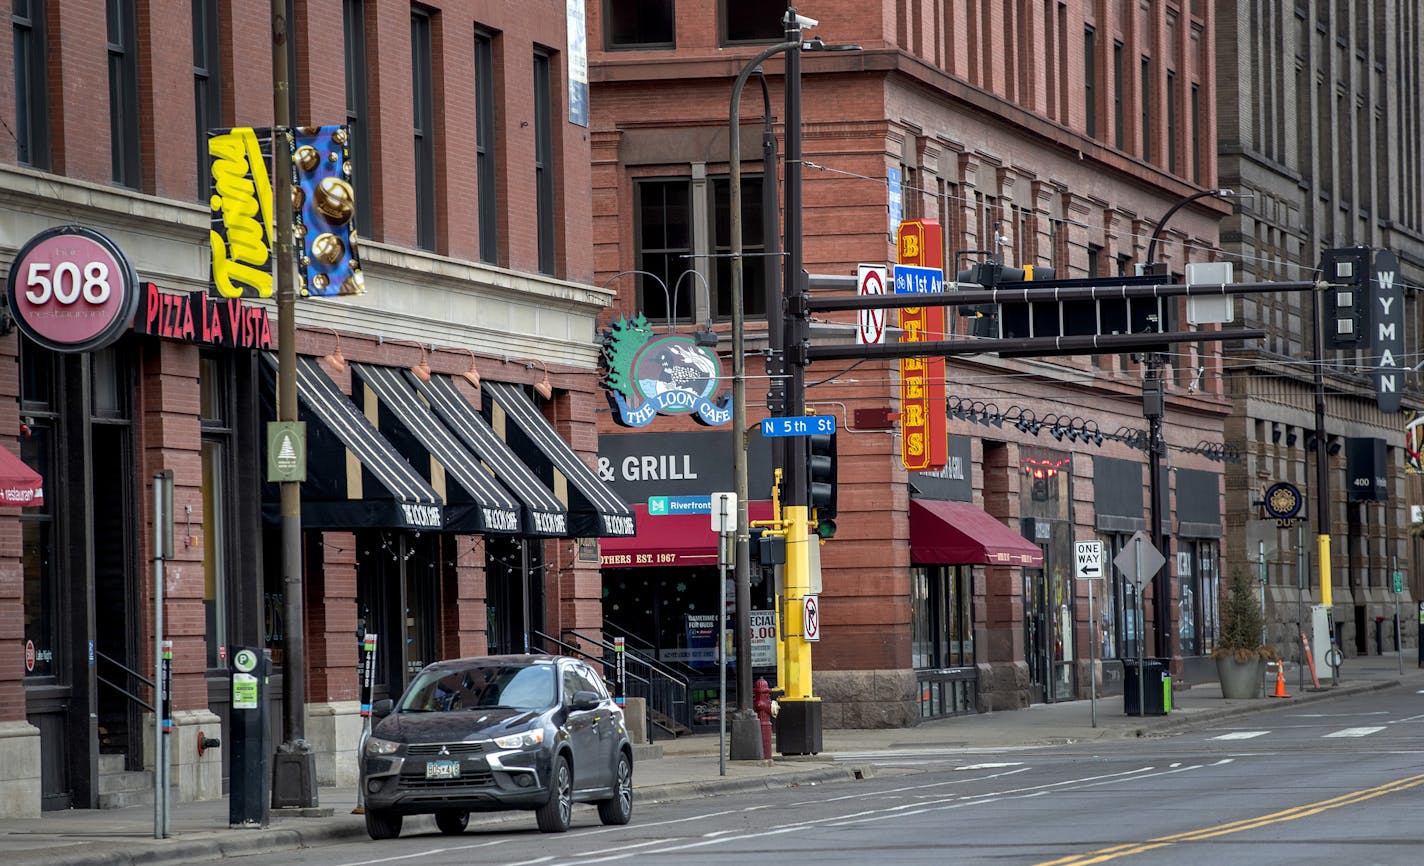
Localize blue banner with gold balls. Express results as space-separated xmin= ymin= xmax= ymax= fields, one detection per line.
xmin=289 ymin=126 xmax=364 ymax=297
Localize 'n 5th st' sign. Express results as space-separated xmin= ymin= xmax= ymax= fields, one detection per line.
xmin=896 ymin=219 xmax=947 ymax=472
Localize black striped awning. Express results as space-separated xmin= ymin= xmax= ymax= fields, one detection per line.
xmin=262 ymin=354 xmax=443 ymax=531
xmin=352 ymin=363 xmax=523 ymax=535
xmin=483 ymin=381 xmax=635 ymax=538
xmin=411 ymin=374 xmax=571 ymax=536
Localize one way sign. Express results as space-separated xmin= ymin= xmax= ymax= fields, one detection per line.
xmin=1074 ymin=540 xmax=1104 ymax=580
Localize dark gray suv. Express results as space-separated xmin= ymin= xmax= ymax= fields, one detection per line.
xmin=360 ymin=654 xmax=633 ymax=838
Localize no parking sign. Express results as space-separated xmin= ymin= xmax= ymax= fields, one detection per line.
xmin=803 ymin=595 xmax=820 ymax=642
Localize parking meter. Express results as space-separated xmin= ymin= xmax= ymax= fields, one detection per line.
xmin=229 ymin=647 xmax=270 ymax=827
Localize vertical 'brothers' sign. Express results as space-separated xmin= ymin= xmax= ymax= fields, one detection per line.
xmin=5 ymin=225 xmax=140 ymax=353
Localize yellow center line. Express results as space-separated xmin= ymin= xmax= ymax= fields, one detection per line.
xmin=1035 ymin=772 xmax=1424 ymax=866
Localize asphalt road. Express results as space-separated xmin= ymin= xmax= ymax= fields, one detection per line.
xmin=233 ymin=686 xmax=1424 ymax=866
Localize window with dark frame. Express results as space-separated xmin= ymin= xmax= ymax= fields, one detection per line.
xmin=1112 ymin=41 xmax=1124 ymax=149
xmin=1140 ymin=56 xmax=1151 ymax=161
xmin=199 ymin=353 xmax=233 ymax=671
xmin=633 ymin=175 xmax=764 ymax=324
xmin=19 ymin=341 xmax=57 ymax=680
xmin=1083 ymin=26 xmax=1096 ymax=139
xmin=533 ymin=49 xmax=556 ymax=275
xmin=722 ymin=0 xmax=781 ymax=44
xmin=193 ymin=0 xmax=222 ymax=200
xmin=107 ymin=0 xmax=141 ymax=188
xmin=411 ymin=8 xmax=436 ymax=251
xmin=474 ymin=29 xmax=498 ymax=264
xmin=13 ymin=0 xmax=50 ymax=170
xmin=1166 ymin=70 xmax=1178 ymax=173
xmin=344 ymin=0 xmax=374 ymax=238
xmin=1190 ymin=83 xmax=1201 ymax=183
xmin=605 ymin=0 xmax=675 ymax=49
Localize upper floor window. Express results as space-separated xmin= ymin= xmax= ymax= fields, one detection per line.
xmin=1083 ymin=26 xmax=1097 ymax=139
xmin=194 ymin=0 xmax=222 ymax=199
xmin=13 ymin=0 xmax=50 ymax=169
xmin=533 ymin=49 xmax=556 ymax=275
xmin=474 ymin=29 xmax=498 ymax=264
xmin=722 ymin=0 xmax=781 ymax=44
xmin=411 ymin=7 xmax=436 ymax=251
xmin=633 ymin=174 xmax=765 ymax=325
xmin=108 ymin=0 xmax=141 ymax=188
xmin=344 ymin=0 xmax=374 ymax=237
xmin=605 ymin=0 xmax=674 ymax=49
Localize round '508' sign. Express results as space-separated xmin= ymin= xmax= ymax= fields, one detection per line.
xmin=6 ymin=225 xmax=140 ymax=353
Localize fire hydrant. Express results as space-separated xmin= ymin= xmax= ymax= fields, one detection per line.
xmin=753 ymin=677 xmax=774 ymax=761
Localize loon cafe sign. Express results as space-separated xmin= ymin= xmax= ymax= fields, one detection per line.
xmin=600 ymin=314 xmax=731 ymax=428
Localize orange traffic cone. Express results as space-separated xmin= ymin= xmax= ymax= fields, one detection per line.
xmin=1271 ymin=663 xmax=1291 ymax=698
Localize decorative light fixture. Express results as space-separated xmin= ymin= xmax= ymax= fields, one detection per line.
xmin=409 ymin=344 xmax=432 ymax=382
xmin=516 ymin=359 xmax=553 ymax=399
xmin=319 ymin=327 xmax=347 ymax=372
xmin=1328 ymin=439 xmax=1342 ymax=456
xmin=460 ymin=349 xmax=481 ymax=389
xmin=1271 ymin=424 xmax=1282 ymax=443
xmin=1286 ymin=429 xmax=1298 ymax=447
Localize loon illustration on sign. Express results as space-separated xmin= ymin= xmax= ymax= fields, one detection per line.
xmin=601 ymin=314 xmax=731 ymax=427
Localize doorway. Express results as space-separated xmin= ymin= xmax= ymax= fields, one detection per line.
xmin=485 ymin=536 xmax=544 ymax=654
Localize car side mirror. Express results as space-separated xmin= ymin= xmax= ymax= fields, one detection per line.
xmin=372 ymin=699 xmax=394 ymax=718
xmin=570 ymin=690 xmax=600 ymax=711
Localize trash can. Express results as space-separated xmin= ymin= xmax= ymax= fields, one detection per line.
xmin=1123 ymin=658 xmax=1171 ymax=716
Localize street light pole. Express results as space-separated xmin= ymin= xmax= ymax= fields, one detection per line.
xmin=270 ymin=0 xmax=316 ymax=808
xmin=729 ymin=28 xmax=802 ymax=762
xmin=1142 ymin=187 xmax=1234 ymax=661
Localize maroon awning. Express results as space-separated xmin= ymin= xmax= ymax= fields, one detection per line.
xmin=600 ymin=501 xmax=773 ymax=568
xmin=0 ymin=447 xmax=43 ymax=508
xmin=910 ymin=499 xmax=1041 ymax=567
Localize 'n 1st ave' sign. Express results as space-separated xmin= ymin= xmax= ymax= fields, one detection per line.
xmin=761 ymin=415 xmax=836 ymax=438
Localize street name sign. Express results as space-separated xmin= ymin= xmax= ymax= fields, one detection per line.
xmin=761 ymin=415 xmax=835 ymax=437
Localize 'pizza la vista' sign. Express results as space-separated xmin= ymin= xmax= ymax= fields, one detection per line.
xmin=601 ymin=314 xmax=731 ymax=428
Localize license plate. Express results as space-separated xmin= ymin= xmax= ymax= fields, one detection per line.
xmin=425 ymin=760 xmax=460 ymax=780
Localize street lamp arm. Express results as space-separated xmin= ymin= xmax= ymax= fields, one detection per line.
xmin=600 ymin=269 xmax=674 ymax=331
xmin=1145 ymin=188 xmax=1234 ymax=266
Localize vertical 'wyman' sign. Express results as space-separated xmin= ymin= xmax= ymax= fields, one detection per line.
xmin=1372 ymin=249 xmax=1402 ymax=413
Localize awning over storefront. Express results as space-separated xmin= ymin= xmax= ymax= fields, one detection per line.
xmin=262 ymin=355 xmax=443 ymax=530
xmin=0 ymin=447 xmax=43 ymax=508
xmin=352 ymin=363 xmax=523 ymax=535
xmin=599 ymin=501 xmax=774 ymax=567
xmin=483 ymin=381 xmax=636 ymax=538
xmin=910 ymin=499 xmax=1042 ymax=567
xmin=408 ymin=374 xmax=570 ymax=536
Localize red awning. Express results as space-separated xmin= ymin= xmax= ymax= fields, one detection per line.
xmin=600 ymin=501 xmax=774 ymax=568
xmin=0 ymin=447 xmax=43 ymax=508
xmin=910 ymin=499 xmax=1041 ymax=567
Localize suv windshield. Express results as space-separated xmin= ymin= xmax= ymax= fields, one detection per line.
xmin=398 ymin=662 xmax=556 ymax=713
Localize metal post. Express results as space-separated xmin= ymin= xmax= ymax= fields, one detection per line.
xmin=1394 ymin=555 xmax=1402 ymax=676
xmin=718 ymin=528 xmax=729 ymax=777
xmin=1297 ymin=524 xmax=1306 ymax=693
xmin=1312 ymin=280 xmax=1333 ymax=608
xmin=270 ymin=0 xmax=315 ymax=807
xmin=152 ymin=472 xmax=165 ymax=840
xmin=729 ymin=28 xmax=802 ymax=759
xmin=1088 ymin=577 xmax=1096 ymax=728
xmin=1145 ymin=359 xmax=1170 ymax=660
xmin=1135 ymin=534 xmax=1144 ymax=715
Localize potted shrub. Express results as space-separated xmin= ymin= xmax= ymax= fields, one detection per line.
xmin=1212 ymin=568 xmax=1273 ymax=698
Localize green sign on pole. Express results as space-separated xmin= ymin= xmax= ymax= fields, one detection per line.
xmin=266 ymin=421 xmax=307 ymax=482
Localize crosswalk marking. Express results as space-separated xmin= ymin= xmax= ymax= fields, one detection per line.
xmin=1211 ymin=731 xmax=1270 ymax=740
xmin=1323 ymin=726 xmax=1387 ymax=738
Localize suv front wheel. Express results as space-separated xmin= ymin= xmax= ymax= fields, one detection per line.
xmin=536 ymin=755 xmax=573 ymax=832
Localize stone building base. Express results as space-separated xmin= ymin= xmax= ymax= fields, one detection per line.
xmin=144 ymin=710 xmax=223 ymax=802
xmin=976 ymin=661 xmax=1030 ymax=711
xmin=0 ymin=720 xmax=41 ymax=819
xmin=308 ymin=701 xmax=363 ymax=788
xmin=815 ymin=670 xmax=917 ymax=729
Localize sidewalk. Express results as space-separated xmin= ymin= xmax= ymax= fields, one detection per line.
xmin=4 ymin=654 xmax=1417 ymax=866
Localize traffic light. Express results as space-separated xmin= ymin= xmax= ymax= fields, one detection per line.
xmin=749 ymin=527 xmax=787 ymax=565
xmin=1319 ymin=246 xmax=1371 ymax=350
xmin=808 ymin=432 xmax=837 ymax=539
xmin=956 ymin=262 xmax=1057 ymax=337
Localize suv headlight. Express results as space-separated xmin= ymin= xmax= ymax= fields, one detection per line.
xmin=364 ymin=737 xmax=401 ymax=756
xmin=493 ymin=729 xmax=546 ymax=750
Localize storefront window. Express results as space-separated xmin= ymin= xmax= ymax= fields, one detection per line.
xmin=911 ymin=565 xmax=973 ymax=669
xmin=200 ymin=354 xmax=232 ymax=670
xmin=20 ymin=341 xmax=57 ymax=680
xmin=1179 ymin=538 xmax=1219 ymax=655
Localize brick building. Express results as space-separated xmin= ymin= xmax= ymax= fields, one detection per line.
xmin=1215 ymin=1 xmax=1423 ymax=661
xmin=0 ymin=0 xmax=627 ymax=817
xmin=589 ymin=1 xmax=1237 ymax=725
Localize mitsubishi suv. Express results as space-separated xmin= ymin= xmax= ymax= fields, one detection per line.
xmin=360 ymin=654 xmax=633 ymax=838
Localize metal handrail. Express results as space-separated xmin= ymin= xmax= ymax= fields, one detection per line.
xmin=562 ymin=628 xmax=693 ymax=686
xmin=534 ymin=630 xmax=692 ymax=740
xmin=95 ymin=649 xmax=155 ymax=712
